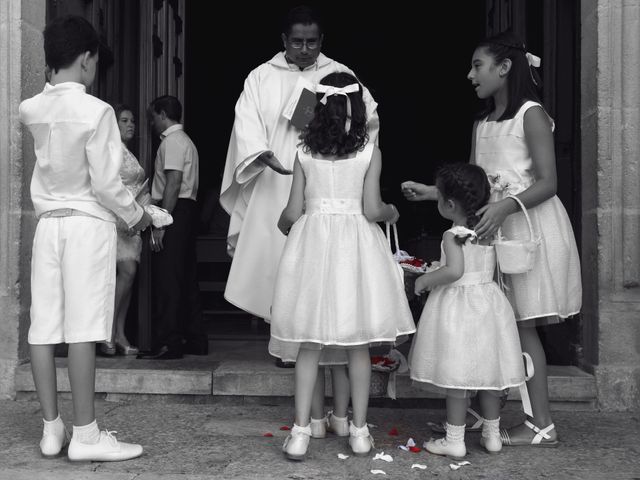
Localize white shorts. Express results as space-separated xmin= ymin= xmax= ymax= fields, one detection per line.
xmin=29 ymin=216 xmax=117 ymax=344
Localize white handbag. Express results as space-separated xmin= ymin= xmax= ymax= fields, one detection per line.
xmin=493 ymin=195 xmax=539 ymax=274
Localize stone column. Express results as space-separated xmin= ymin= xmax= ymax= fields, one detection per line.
xmin=0 ymin=0 xmax=46 ymax=397
xmin=582 ymin=0 xmax=640 ymax=410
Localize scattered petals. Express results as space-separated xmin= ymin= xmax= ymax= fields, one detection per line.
xmin=373 ymin=452 xmax=393 ymax=462
xmin=367 ymin=423 xmax=378 ymax=429
xmin=388 ymin=427 xmax=399 ymax=436
xmin=409 ymin=446 xmax=422 ymax=453
xmin=370 ymin=470 xmax=387 ymax=475
xmin=411 ymin=464 xmax=427 ymax=470
xmin=449 ymin=460 xmax=471 ymax=471
xmin=263 ymin=433 xmax=273 ymax=437
xmin=279 ymin=426 xmax=291 ymax=431
xmin=337 ymin=453 xmax=349 ymax=460
xmin=398 ymin=445 xmax=409 ymax=451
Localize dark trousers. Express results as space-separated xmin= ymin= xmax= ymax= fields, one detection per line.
xmin=152 ymin=199 xmax=203 ymax=351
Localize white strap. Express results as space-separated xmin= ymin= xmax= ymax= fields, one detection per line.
xmin=524 ymin=420 xmax=555 ymax=444
xmin=497 ymin=194 xmax=536 ymax=243
xmin=518 ymin=352 xmax=535 ymax=417
xmin=385 ymin=222 xmax=400 ymax=253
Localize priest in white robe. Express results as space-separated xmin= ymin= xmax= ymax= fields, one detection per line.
xmin=220 ymin=16 xmax=379 ymax=320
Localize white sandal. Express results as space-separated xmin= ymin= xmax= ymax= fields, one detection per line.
xmin=500 ymin=420 xmax=559 ymax=447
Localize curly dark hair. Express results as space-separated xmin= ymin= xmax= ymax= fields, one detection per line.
xmin=436 ymin=163 xmax=491 ymax=243
xmin=300 ymin=71 xmax=368 ymax=156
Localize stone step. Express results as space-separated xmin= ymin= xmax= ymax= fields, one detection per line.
xmin=15 ymin=340 xmax=597 ymax=408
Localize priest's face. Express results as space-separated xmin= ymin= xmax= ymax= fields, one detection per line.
xmin=282 ymin=23 xmax=323 ymax=70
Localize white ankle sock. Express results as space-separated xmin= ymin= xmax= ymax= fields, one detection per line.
xmin=72 ymin=420 xmax=100 ymax=444
xmin=445 ymin=422 xmax=465 ymax=443
xmin=482 ymin=417 xmax=500 ymax=438
xmin=43 ymin=415 xmax=65 ymax=433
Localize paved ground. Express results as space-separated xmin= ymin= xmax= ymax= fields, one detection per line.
xmin=0 ymin=397 xmax=638 ymax=480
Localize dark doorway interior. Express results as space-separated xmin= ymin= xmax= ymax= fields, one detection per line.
xmin=184 ymin=2 xmax=581 ymax=364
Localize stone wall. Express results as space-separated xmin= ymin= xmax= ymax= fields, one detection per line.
xmin=583 ymin=0 xmax=640 ymax=410
xmin=0 ymin=0 xmax=45 ymax=398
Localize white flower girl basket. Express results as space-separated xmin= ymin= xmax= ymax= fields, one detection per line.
xmin=493 ymin=195 xmax=539 ymax=274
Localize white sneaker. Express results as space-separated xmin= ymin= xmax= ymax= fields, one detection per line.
xmin=348 ymin=421 xmax=374 ymax=456
xmin=425 ymin=437 xmax=467 ymax=460
xmin=40 ymin=419 xmax=70 ymax=458
xmin=327 ymin=412 xmax=349 ymax=437
xmin=282 ymin=424 xmax=311 ymax=461
xmin=68 ymin=430 xmax=143 ymax=462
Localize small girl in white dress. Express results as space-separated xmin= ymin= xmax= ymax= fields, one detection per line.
xmin=409 ymin=162 xmax=526 ymax=459
xmin=271 ymin=72 xmax=415 ymax=460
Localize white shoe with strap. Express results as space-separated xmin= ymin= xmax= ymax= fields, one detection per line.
xmin=500 ymin=420 xmax=559 ymax=447
xmin=282 ymin=424 xmax=311 ymax=461
xmin=349 ymin=421 xmax=374 ymax=456
xmin=425 ymin=422 xmax=466 ymax=460
xmin=68 ymin=430 xmax=143 ymax=462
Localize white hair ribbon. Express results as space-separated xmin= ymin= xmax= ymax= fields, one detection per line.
xmin=315 ymin=83 xmax=360 ymax=133
xmin=315 ymin=83 xmax=360 ymax=104
xmin=525 ymin=52 xmax=541 ymax=68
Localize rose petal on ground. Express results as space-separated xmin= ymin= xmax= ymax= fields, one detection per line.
xmin=409 ymin=446 xmax=422 ymax=453
xmin=388 ymin=427 xmax=399 ymax=436
xmin=411 ymin=464 xmax=427 ymax=470
xmin=263 ymin=433 xmax=273 ymax=437
xmin=370 ymin=470 xmax=386 ymax=475
xmin=279 ymin=426 xmax=291 ymax=431
xmin=338 ymin=453 xmax=349 ymax=459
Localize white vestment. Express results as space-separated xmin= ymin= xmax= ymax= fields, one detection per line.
xmin=220 ymin=52 xmax=379 ymax=319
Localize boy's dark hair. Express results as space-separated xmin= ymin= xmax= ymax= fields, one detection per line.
xmin=149 ymin=95 xmax=182 ymax=122
xmin=436 ymin=162 xmax=490 ymax=237
xmin=44 ymin=14 xmax=99 ymax=73
xmin=283 ymin=5 xmax=323 ymax=36
xmin=300 ymin=72 xmax=368 ymax=156
xmin=475 ymin=30 xmax=542 ymax=121
xmin=113 ymin=104 xmax=134 ymax=121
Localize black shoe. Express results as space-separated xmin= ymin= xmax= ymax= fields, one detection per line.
xmin=136 ymin=345 xmax=183 ymax=360
xmin=275 ymin=358 xmax=295 ymax=368
xmin=183 ymin=337 xmax=209 ymax=355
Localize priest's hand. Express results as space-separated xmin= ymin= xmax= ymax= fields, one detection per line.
xmin=257 ymin=151 xmax=293 ymax=175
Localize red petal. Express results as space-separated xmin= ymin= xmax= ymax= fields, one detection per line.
xmin=409 ymin=446 xmax=422 ymax=453
xmin=388 ymin=427 xmax=399 ymax=436
xmin=263 ymin=433 xmax=274 ymax=437
xmin=280 ymin=426 xmax=291 ymax=431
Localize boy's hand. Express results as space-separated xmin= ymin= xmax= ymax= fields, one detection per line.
xmin=131 ymin=210 xmax=152 ymax=233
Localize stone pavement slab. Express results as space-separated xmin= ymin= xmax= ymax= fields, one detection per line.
xmin=0 ymin=398 xmax=638 ymax=480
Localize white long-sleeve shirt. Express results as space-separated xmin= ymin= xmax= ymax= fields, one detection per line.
xmin=20 ymin=82 xmax=143 ymax=227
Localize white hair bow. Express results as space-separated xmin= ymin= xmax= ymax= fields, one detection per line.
xmin=315 ymin=83 xmax=360 ymax=104
xmin=525 ymin=52 xmax=541 ymax=68
xmin=315 ymin=83 xmax=360 ymax=133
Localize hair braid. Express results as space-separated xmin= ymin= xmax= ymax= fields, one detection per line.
xmin=435 ymin=163 xmax=491 ymax=244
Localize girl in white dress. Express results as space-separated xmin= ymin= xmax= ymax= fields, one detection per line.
xmin=271 ymin=72 xmax=415 ymax=460
xmin=469 ymin=32 xmax=581 ymax=447
xmin=409 ymin=163 xmax=526 ymax=459
xmin=403 ymin=31 xmax=581 ymax=448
